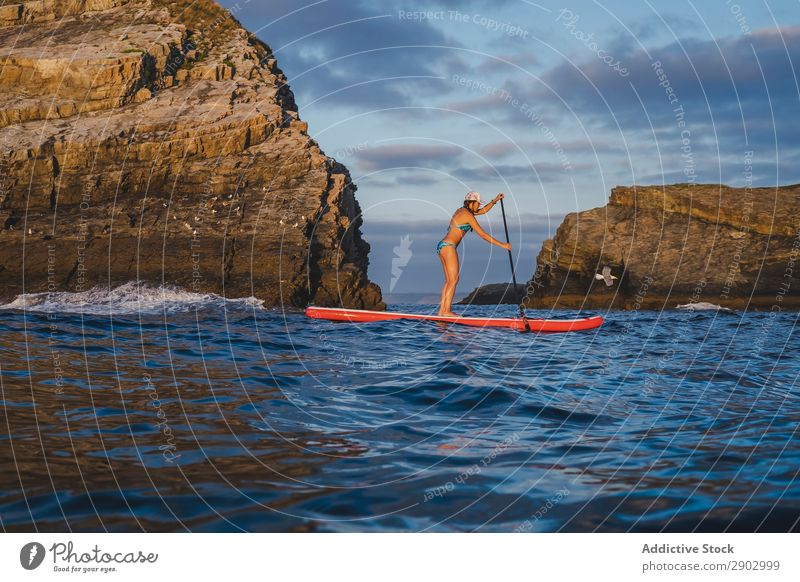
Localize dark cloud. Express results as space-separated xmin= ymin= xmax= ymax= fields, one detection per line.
xmin=401 ymin=174 xmax=448 ymax=186
xmin=353 ymin=143 xmax=465 ymax=171
xmin=355 ymin=177 xmax=398 ymax=189
xmin=541 ymin=26 xmax=800 ymax=135
xmin=442 ymin=24 xmax=800 ymax=185
xmin=225 ymin=0 xmax=542 ymax=110
xmin=608 ymin=12 xmax=705 ymax=48
xmin=477 ymin=141 xmax=524 ymax=158
xmin=454 ymin=162 xmax=594 ymax=184
xmin=477 ymin=138 xmax=626 ymax=159
xmin=226 ymin=0 xmax=458 ymax=108
xmin=353 ymin=173 xmax=445 ymax=189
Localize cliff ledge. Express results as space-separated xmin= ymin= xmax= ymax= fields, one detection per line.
xmin=0 ymin=0 xmax=384 ymax=309
xmin=469 ymin=183 xmax=800 ymax=310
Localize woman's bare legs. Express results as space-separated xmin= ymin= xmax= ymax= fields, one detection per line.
xmin=438 ymin=245 xmax=459 ymax=316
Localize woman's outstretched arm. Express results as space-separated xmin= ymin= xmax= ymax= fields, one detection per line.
xmin=474 ymin=193 xmax=504 ymax=215
xmin=466 ymin=212 xmax=511 ymax=250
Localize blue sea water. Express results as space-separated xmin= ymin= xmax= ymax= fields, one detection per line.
xmin=0 ymin=284 xmax=798 ymax=532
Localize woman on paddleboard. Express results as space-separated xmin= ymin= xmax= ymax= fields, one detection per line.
xmin=437 ymin=191 xmax=510 ymax=316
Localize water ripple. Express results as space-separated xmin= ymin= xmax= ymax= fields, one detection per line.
xmin=0 ymin=300 xmax=798 ymax=532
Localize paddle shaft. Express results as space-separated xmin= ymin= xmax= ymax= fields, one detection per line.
xmin=499 ymin=197 xmax=529 ymax=328
xmin=499 ymin=198 xmax=519 ymax=291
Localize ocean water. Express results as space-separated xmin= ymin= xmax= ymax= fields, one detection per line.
xmin=0 ymin=284 xmax=798 ymax=532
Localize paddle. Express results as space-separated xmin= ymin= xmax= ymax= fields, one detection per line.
xmin=499 ymin=196 xmax=530 ymax=332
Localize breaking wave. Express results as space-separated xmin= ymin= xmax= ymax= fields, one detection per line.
xmin=676 ymin=302 xmax=737 ymax=313
xmin=0 ymin=282 xmax=264 ymax=315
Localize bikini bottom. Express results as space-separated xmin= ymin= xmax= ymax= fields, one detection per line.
xmin=436 ymin=240 xmax=455 ymax=255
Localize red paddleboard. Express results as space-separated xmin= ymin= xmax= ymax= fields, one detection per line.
xmin=305 ymin=306 xmax=603 ymax=333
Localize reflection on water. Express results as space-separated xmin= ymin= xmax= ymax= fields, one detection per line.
xmin=0 ymin=294 xmax=798 ymax=531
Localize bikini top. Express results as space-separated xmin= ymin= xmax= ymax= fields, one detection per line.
xmin=451 ymin=222 xmax=473 ymax=233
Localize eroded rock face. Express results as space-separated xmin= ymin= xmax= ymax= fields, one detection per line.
xmin=528 ymin=184 xmax=800 ymax=310
xmin=0 ymin=0 xmax=384 ymax=309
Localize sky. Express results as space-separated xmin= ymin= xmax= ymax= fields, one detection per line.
xmin=220 ymin=0 xmax=800 ymax=294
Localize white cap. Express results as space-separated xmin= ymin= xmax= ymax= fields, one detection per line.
xmin=465 ymin=191 xmax=482 ymax=204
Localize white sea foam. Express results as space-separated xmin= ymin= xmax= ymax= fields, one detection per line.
xmin=676 ymin=302 xmax=736 ymax=313
xmin=0 ymin=282 xmax=264 ymax=315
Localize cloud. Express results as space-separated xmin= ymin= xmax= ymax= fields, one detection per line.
xmin=225 ymin=0 xmax=800 ymax=235
xmin=481 ymin=25 xmax=800 ymax=185
xmin=611 ymin=12 xmax=704 ymax=46
xmin=475 ymin=52 xmax=540 ymax=75
xmin=476 ymin=138 xmax=626 ymax=160
xmin=226 ymin=0 xmax=547 ymax=111
xmin=541 ymin=26 xmax=800 ymax=128
xmin=444 ymin=76 xmax=534 ymax=116
xmin=454 ymin=162 xmax=594 ymax=184
xmin=228 ymin=0 xmax=459 ymax=109
xmin=352 ymin=173 xmax=447 ymax=189
xmin=353 ymin=143 xmax=465 ymax=171
xmin=477 ymin=141 xmax=522 ymax=158
xmin=434 ymin=22 xmax=800 ymax=174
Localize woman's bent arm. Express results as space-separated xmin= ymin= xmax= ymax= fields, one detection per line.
xmin=474 ymin=193 xmax=504 ymax=215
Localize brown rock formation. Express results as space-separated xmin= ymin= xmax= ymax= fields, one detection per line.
xmin=526 ymin=184 xmax=800 ymax=310
xmin=0 ymin=0 xmax=384 ymax=309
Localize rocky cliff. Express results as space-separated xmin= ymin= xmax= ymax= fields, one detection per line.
xmin=526 ymin=183 xmax=800 ymax=310
xmin=0 ymin=0 xmax=384 ymax=308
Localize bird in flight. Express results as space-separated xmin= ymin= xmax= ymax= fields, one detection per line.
xmin=595 ymin=266 xmax=618 ymax=287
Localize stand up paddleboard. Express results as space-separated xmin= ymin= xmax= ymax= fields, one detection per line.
xmin=305 ymin=306 xmax=603 ymax=333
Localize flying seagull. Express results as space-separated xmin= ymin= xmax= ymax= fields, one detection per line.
xmin=595 ymin=266 xmax=618 ymax=287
